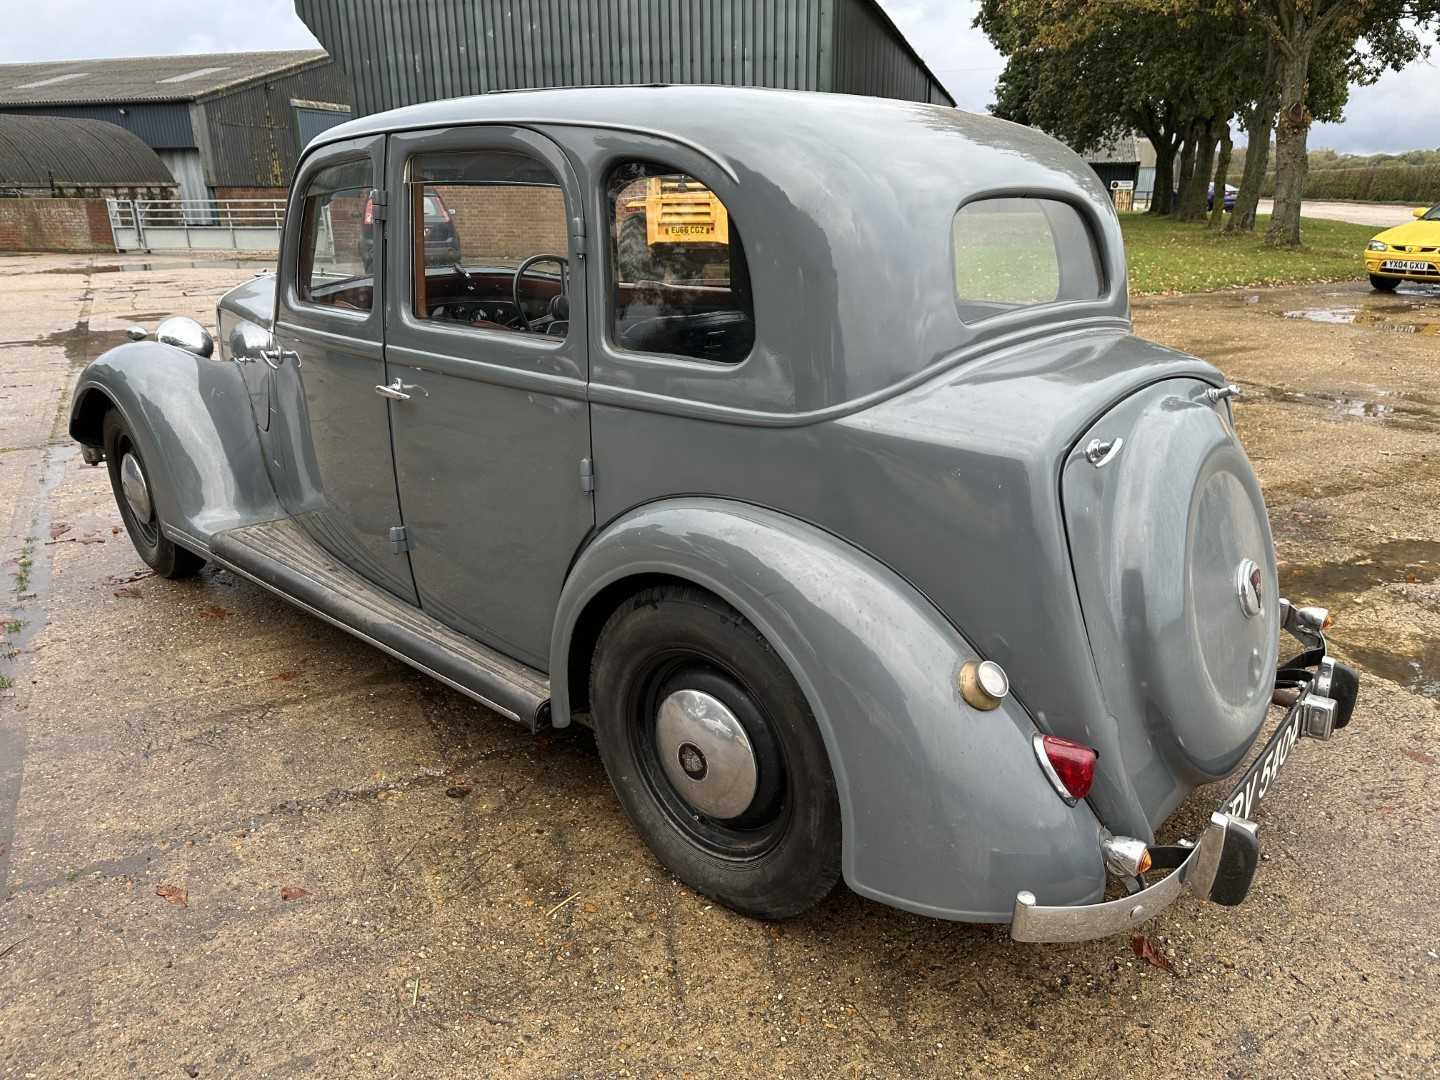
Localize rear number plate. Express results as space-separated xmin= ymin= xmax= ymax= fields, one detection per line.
xmin=1222 ymin=706 xmax=1304 ymax=821
xmin=1381 ymin=259 xmax=1432 ymax=272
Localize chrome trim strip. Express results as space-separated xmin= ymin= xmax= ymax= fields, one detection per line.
xmin=199 ymin=547 xmax=526 ymax=724
xmin=1030 ymin=732 xmax=1078 ymax=806
xmin=161 ymin=523 xmax=212 ymax=555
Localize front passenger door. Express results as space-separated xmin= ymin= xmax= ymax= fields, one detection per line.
xmin=269 ymin=135 xmax=418 ymax=603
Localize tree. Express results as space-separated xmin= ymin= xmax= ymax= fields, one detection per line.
xmin=1241 ymin=0 xmax=1439 ymax=246
xmin=976 ymin=2 xmax=1272 ymax=221
xmin=978 ymin=0 xmax=1439 ymax=247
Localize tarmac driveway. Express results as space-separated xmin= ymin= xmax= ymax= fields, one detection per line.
xmin=0 ymin=255 xmax=1437 ymax=1078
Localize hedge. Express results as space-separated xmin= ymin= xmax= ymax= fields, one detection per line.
xmin=1254 ymin=164 xmax=1440 ymax=203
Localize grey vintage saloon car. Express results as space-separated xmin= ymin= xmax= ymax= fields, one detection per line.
xmin=69 ymin=86 xmax=1358 ymax=941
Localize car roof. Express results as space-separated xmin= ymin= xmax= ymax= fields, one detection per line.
xmin=308 ymin=86 xmax=1131 ymax=417
xmin=313 ymin=84 xmax=1085 ymax=189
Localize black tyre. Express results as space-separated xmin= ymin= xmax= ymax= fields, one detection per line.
xmin=102 ymin=410 xmax=205 ymax=579
xmin=1370 ymin=274 xmax=1400 ymax=293
xmin=616 ymin=214 xmax=656 ymax=283
xmin=589 ymin=585 xmax=842 ymax=919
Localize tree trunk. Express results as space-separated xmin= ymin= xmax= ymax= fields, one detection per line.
xmin=1178 ymin=119 xmax=1218 ymax=223
xmin=1266 ymin=31 xmax=1315 ymax=247
xmin=1150 ymin=143 xmax=1176 ymax=215
xmin=1230 ymin=43 xmax=1280 ymax=233
xmin=1176 ymin=131 xmax=1197 ymax=214
xmin=1209 ymin=123 xmax=1233 ymax=229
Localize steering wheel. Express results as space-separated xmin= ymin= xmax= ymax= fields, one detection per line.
xmin=513 ymin=253 xmax=569 ymax=333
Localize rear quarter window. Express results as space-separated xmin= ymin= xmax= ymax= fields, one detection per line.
xmin=952 ymin=197 xmax=1103 ymax=322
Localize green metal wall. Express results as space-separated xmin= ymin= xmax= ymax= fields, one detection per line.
xmin=296 ymin=0 xmax=952 ymax=116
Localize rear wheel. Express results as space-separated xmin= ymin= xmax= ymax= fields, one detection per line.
xmin=103 ymin=410 xmax=205 ymax=579
xmin=589 ymin=585 xmax=841 ymax=919
xmin=1369 ymin=274 xmax=1400 ymax=293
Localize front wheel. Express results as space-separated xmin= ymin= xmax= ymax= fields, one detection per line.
xmin=103 ymin=410 xmax=205 ymax=579
xmin=1369 ymin=274 xmax=1400 ymax=293
xmin=589 ymin=585 xmax=841 ymax=919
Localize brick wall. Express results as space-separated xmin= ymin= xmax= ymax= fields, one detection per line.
xmin=214 ymin=186 xmax=289 ymax=203
xmin=0 ymin=198 xmax=114 ymax=253
xmin=428 ymin=185 xmax=568 ymax=263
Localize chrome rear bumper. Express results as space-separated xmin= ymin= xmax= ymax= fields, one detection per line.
xmin=1011 ymin=604 xmax=1356 ymax=943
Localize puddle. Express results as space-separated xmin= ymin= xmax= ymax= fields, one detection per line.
xmin=5 ymin=259 xmax=270 ymax=277
xmin=1332 ymin=638 xmax=1440 ymax=699
xmin=1282 ymin=539 xmax=1440 ymax=699
xmin=0 ymin=322 xmax=138 ymax=367
xmin=1280 ymin=538 xmax=1440 ymax=600
xmin=1243 ymin=382 xmax=1440 ymax=430
xmin=1281 ymin=302 xmax=1440 ymax=335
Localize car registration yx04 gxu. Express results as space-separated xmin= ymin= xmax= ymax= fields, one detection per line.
xmin=68 ymin=85 xmax=1360 ymax=941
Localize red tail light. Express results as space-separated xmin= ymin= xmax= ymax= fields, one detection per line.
xmin=1034 ymin=734 xmax=1098 ymax=804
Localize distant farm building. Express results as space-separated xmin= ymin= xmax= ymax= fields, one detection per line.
xmin=0 ymin=51 xmax=353 ymax=203
xmin=0 ymin=113 xmax=175 ymax=199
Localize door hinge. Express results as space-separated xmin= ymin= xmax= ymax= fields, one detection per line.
xmin=369 ymin=188 xmax=388 ymax=222
xmin=570 ymin=214 xmax=587 ymax=259
xmin=579 ymin=457 xmax=595 ymax=496
xmin=389 ymin=525 xmax=409 ymax=553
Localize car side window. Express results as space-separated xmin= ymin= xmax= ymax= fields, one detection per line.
xmin=296 ymin=159 xmax=374 ymax=312
xmin=607 ymin=161 xmax=755 ymax=364
xmin=951 ymin=197 xmax=1102 ymax=322
xmin=408 ymin=150 xmax=571 ymax=339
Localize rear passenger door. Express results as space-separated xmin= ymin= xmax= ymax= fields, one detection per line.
xmin=382 ymin=126 xmax=592 ymax=669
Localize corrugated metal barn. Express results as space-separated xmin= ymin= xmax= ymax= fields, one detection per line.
xmin=0 ymin=114 xmax=176 ymax=197
xmin=0 ymin=51 xmax=353 ymax=201
xmin=295 ymin=0 xmax=953 ymax=117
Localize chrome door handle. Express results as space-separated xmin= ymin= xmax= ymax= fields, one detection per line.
xmin=375 ymin=378 xmax=412 ymax=401
xmin=260 ymin=346 xmax=298 ymax=370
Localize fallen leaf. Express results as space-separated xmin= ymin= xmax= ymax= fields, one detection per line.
xmin=1130 ymin=933 xmax=1175 ymax=974
xmin=184 ymin=1065 xmax=199 ymax=1078
xmin=155 ymin=884 xmax=187 ymax=907
xmin=445 ymin=785 xmax=473 ymax=799
xmin=1401 ymin=748 xmax=1437 ymax=766
xmin=582 ymin=902 xmax=598 ymax=914
xmin=77 ymin=535 xmax=107 ymax=545
xmin=48 ymin=523 xmax=71 ymax=539
xmin=197 ymin=605 xmax=228 ymax=620
xmin=105 ymin=569 xmax=153 ymax=586
xmin=280 ymin=886 xmax=310 ymax=902
xmin=271 ymin=670 xmax=300 ymax=681
xmin=113 ymin=586 xmax=143 ymax=599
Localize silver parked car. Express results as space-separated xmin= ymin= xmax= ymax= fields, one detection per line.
xmin=69 ymin=87 xmax=1358 ymax=941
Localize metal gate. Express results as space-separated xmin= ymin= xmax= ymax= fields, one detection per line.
xmin=106 ymin=198 xmax=287 ymax=252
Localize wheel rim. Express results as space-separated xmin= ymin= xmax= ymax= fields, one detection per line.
xmin=655 ymin=689 xmax=758 ymax=819
xmin=116 ymin=440 xmax=159 ymax=548
xmin=120 ymin=452 xmax=153 ymax=523
xmin=630 ymin=656 xmax=789 ymax=860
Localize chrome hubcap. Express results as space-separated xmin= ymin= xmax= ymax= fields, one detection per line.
xmin=655 ymin=689 xmax=758 ymax=819
xmin=119 ymin=453 xmax=152 ymax=522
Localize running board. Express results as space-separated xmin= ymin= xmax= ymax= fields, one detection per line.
xmin=209 ymin=519 xmax=551 ymax=730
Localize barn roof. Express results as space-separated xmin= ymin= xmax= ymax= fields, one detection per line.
xmin=0 ymin=114 xmax=175 ymax=188
xmin=0 ymin=50 xmax=329 ymax=106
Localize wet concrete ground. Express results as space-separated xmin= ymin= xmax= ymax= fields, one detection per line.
xmin=1 ymin=255 xmax=1437 ymax=1078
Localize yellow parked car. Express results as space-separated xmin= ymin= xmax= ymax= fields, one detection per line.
xmin=1365 ymin=205 xmax=1440 ymax=291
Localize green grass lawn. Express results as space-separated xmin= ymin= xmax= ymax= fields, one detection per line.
xmin=1120 ymin=213 xmax=1378 ymax=295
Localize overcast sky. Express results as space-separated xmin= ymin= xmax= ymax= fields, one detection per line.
xmin=3 ymin=0 xmax=1434 ymax=155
